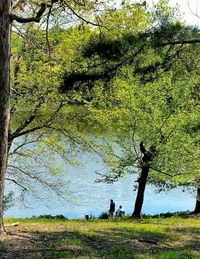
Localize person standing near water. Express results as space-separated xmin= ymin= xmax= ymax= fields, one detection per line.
xmin=109 ymin=199 xmax=115 ymax=218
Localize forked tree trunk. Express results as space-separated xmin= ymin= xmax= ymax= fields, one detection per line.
xmin=194 ymin=187 xmax=200 ymax=214
xmin=0 ymin=0 xmax=12 ymax=233
xmin=132 ymin=165 xmax=149 ymax=218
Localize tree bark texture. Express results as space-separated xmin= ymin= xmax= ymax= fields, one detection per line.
xmin=194 ymin=187 xmax=200 ymax=214
xmin=132 ymin=141 xmax=152 ymax=218
xmin=132 ymin=165 xmax=149 ymax=218
xmin=0 ymin=0 xmax=11 ymax=233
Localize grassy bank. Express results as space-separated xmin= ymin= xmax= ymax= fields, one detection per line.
xmin=1 ymin=216 xmax=200 ymax=258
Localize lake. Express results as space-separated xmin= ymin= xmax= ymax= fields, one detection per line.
xmin=5 ymin=153 xmax=196 ymax=219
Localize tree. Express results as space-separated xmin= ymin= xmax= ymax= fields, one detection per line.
xmin=7 ymin=25 xmax=98 ymax=203
xmin=194 ymin=186 xmax=200 ymax=213
xmin=92 ymin=70 xmax=199 ymax=218
xmin=60 ymin=1 xmax=200 ymax=217
xmin=0 ymin=0 xmax=110 ymax=233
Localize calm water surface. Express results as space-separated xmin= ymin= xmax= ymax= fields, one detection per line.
xmin=5 ymin=154 xmax=195 ymax=219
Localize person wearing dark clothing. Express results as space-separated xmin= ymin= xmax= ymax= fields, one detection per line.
xmin=109 ymin=199 xmax=115 ymax=218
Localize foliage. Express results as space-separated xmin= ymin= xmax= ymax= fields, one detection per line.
xmin=5 ymin=0 xmax=200 ymax=215
xmin=31 ymin=214 xmax=67 ymax=219
xmin=3 ymin=192 xmax=14 ymax=212
xmin=83 ymin=48 xmax=199 ymax=193
xmin=55 ymin=1 xmax=200 ymax=218
xmin=59 ymin=2 xmax=200 ymax=193
xmin=60 ymin=2 xmax=152 ymax=93
xmin=8 ymin=25 xmax=101 ymax=202
xmin=0 ymin=0 xmax=115 ymax=230
xmin=98 ymin=211 xmax=109 ymax=219
xmin=141 ymin=211 xmax=192 ymax=219
xmin=98 ymin=211 xmax=193 ymax=220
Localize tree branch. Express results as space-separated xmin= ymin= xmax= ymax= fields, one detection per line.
xmin=11 ymin=101 xmax=64 ymax=140
xmin=5 ymin=177 xmax=28 ymax=192
xmin=149 ymin=167 xmax=173 ymax=177
xmin=65 ymin=2 xmax=105 ymax=28
xmin=159 ymin=39 xmax=200 ymax=47
xmin=11 ymin=110 xmax=42 ymax=140
xmin=46 ymin=3 xmax=53 ymax=59
xmin=10 ymin=3 xmax=46 ymax=23
xmin=11 ymin=136 xmax=42 ymax=155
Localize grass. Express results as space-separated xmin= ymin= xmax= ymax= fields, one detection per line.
xmin=0 ymin=216 xmax=199 ymax=258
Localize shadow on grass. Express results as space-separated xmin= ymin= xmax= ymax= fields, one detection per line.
xmin=95 ymin=227 xmax=173 ymax=241
xmin=0 ymin=224 xmax=199 ymax=258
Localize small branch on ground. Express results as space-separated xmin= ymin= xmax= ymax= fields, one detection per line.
xmin=4 ymin=222 xmax=20 ymax=227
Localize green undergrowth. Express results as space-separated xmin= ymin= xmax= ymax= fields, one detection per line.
xmin=2 ymin=216 xmax=200 ymax=258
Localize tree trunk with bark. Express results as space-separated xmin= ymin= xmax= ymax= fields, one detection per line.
xmin=132 ymin=141 xmax=153 ymax=218
xmin=0 ymin=0 xmax=12 ymax=233
xmin=132 ymin=165 xmax=149 ymax=218
xmin=194 ymin=187 xmax=200 ymax=214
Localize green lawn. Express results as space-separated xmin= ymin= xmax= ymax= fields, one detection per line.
xmin=0 ymin=217 xmax=200 ymax=258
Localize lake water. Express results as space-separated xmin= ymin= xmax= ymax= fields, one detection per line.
xmin=5 ymin=154 xmax=196 ymax=219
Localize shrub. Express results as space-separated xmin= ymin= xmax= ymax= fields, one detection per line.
xmin=31 ymin=214 xmax=67 ymax=219
xmin=141 ymin=211 xmax=191 ymax=219
xmin=98 ymin=212 xmax=109 ymax=219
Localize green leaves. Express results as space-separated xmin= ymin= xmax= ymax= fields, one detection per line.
xmin=67 ymin=3 xmax=200 ymax=190
xmin=9 ymin=0 xmax=200 ymax=199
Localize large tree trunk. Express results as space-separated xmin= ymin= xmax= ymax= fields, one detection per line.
xmin=132 ymin=165 xmax=149 ymax=218
xmin=0 ymin=0 xmax=12 ymax=233
xmin=194 ymin=187 xmax=200 ymax=214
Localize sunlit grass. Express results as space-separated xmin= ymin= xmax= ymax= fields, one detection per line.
xmin=3 ymin=217 xmax=200 ymax=258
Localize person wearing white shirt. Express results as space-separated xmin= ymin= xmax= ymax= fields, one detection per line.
xmin=115 ymin=205 xmax=125 ymax=217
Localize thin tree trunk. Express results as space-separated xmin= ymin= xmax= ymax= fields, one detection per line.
xmin=132 ymin=141 xmax=153 ymax=219
xmin=0 ymin=0 xmax=11 ymax=233
xmin=194 ymin=187 xmax=200 ymax=214
xmin=132 ymin=165 xmax=149 ymax=218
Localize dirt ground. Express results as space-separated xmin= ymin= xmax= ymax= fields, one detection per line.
xmin=0 ymin=218 xmax=200 ymax=259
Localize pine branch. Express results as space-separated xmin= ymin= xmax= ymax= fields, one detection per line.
xmin=160 ymin=39 xmax=200 ymax=47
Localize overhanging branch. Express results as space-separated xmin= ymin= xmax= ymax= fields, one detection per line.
xmin=10 ymin=3 xmax=46 ymax=23
xmin=65 ymin=2 xmax=106 ymax=28
xmin=160 ymin=39 xmax=200 ymax=47
xmin=150 ymin=167 xmax=173 ymax=177
xmin=5 ymin=177 xmax=28 ymax=192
